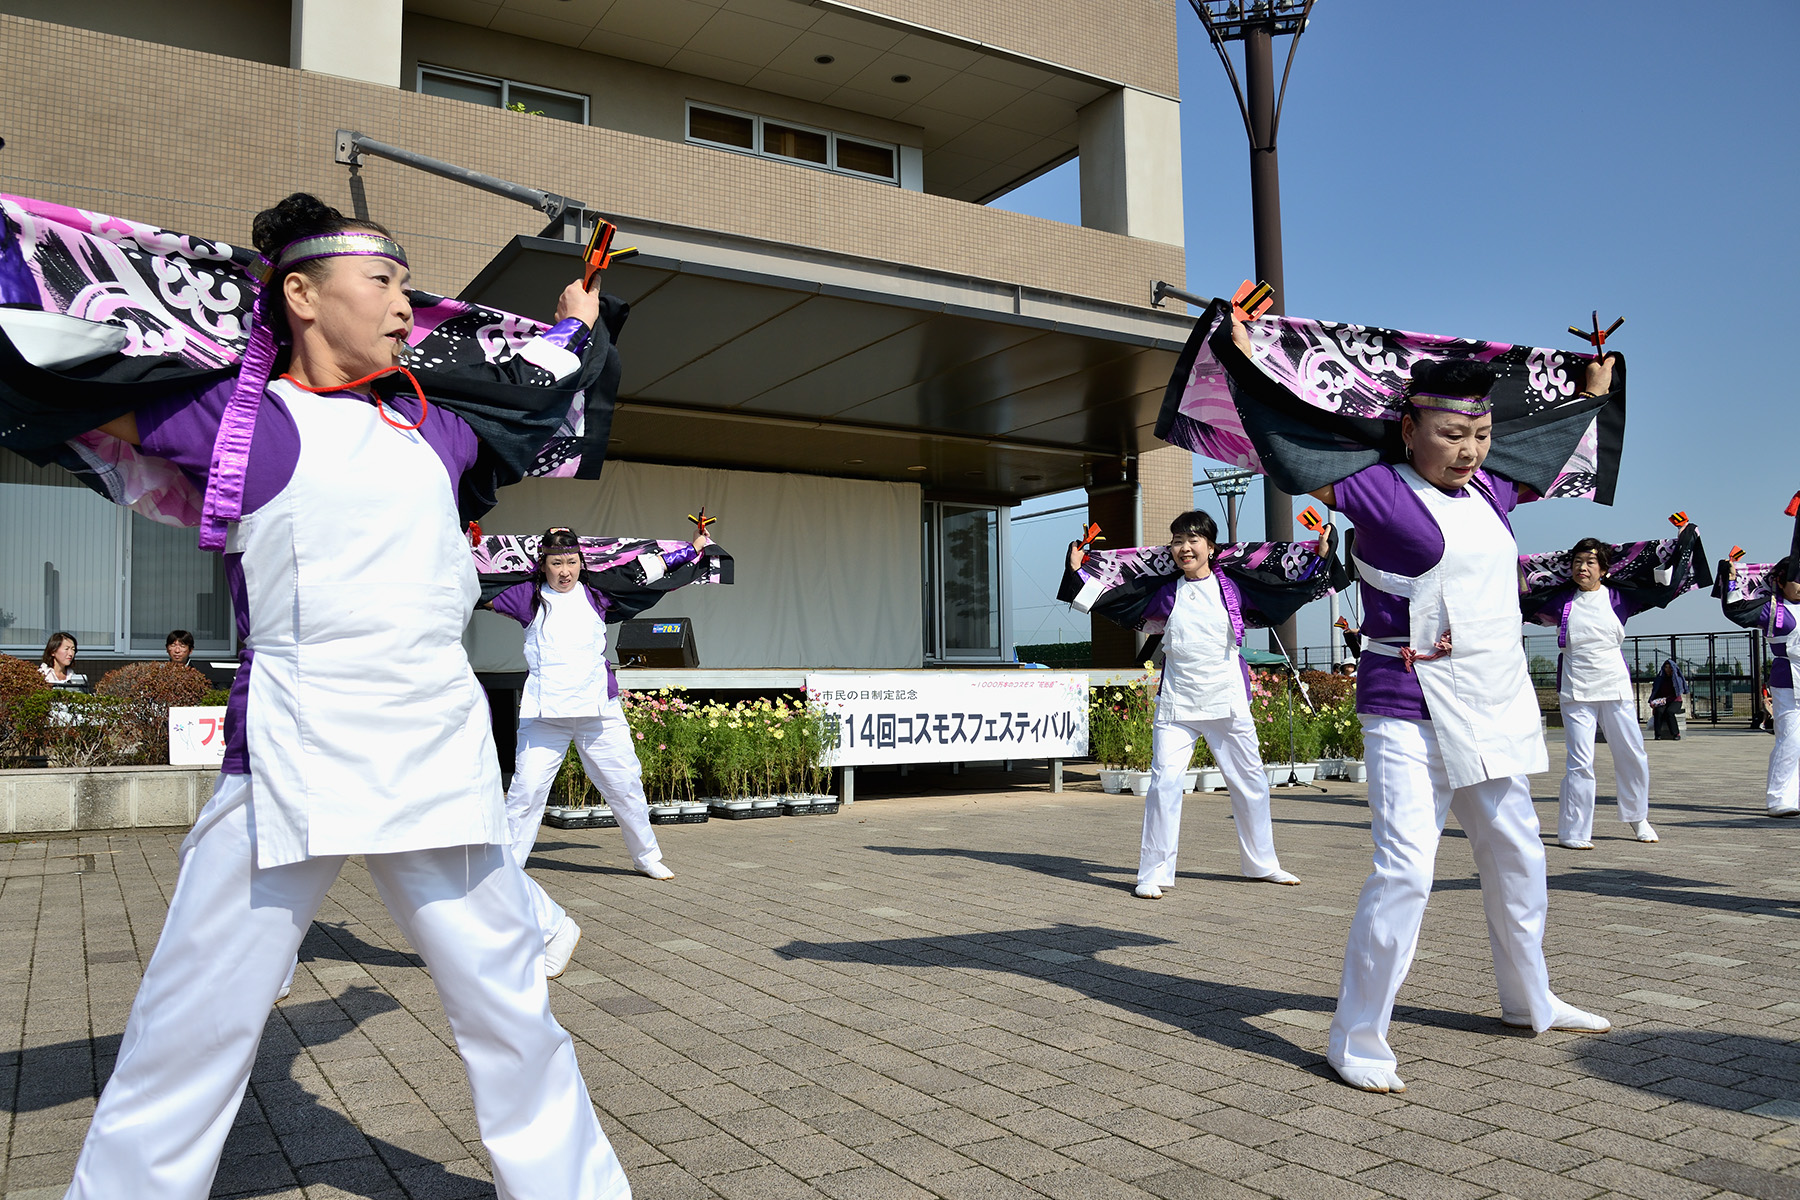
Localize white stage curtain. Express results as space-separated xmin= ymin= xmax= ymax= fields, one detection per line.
xmin=464 ymin=462 xmax=923 ymax=672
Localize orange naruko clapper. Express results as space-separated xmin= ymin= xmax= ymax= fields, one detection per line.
xmin=1296 ymin=505 xmax=1324 ymax=533
xmin=1786 ymin=492 xmax=1800 ymax=518
xmin=686 ymin=507 xmax=717 ymax=535
xmin=1668 ymin=511 xmax=1689 ymax=529
xmin=1231 ymin=279 xmax=1274 ymax=322
xmin=1333 ymin=616 xmax=1350 ymax=631
xmin=467 ymin=520 xmax=482 ymax=547
xmin=1730 ymin=546 xmax=1747 ymax=562
xmin=581 ymin=219 xmax=640 ymax=291
xmin=1077 ymin=522 xmax=1104 ymax=553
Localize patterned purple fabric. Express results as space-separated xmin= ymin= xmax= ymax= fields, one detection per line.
xmin=0 ymin=193 xmax=594 ymax=523
xmin=1068 ymin=537 xmax=1339 ymax=636
xmin=1158 ymin=301 xmax=1621 ymax=501
xmin=1520 ymin=539 xmax=1687 ymax=600
xmin=473 ymin=535 xmax=725 ymax=586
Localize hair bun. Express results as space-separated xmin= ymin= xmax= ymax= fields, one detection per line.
xmin=1408 ymin=359 xmax=1497 ymax=398
xmin=251 ymin=192 xmax=350 ymax=255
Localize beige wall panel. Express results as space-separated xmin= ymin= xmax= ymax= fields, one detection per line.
xmin=0 ymin=15 xmax=1180 ymax=308
xmin=835 ymin=0 xmax=1178 ymax=98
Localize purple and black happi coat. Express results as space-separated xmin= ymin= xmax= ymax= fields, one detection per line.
xmin=1155 ymin=298 xmax=1627 ymax=502
xmin=1519 ymin=525 xmax=1712 ymax=633
xmin=1059 ymin=527 xmax=1348 ymax=638
xmin=0 ymin=193 xmax=621 ymax=528
xmin=475 ymin=533 xmax=733 ymax=623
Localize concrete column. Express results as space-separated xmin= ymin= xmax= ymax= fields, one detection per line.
xmin=1138 ymin=444 xmax=1193 ymax=548
xmin=1087 ymin=446 xmax=1193 ymax=669
xmin=1076 ymin=88 xmax=1184 ymax=247
xmin=291 ymin=0 xmax=403 ymax=88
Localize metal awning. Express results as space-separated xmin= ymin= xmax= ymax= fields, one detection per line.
xmin=459 ymin=217 xmax=1195 ymax=503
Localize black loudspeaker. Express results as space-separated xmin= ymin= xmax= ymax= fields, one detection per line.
xmin=616 ymin=617 xmax=698 ymax=668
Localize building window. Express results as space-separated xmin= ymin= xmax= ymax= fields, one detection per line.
xmin=0 ymin=451 xmax=234 ymax=658
xmin=686 ymin=103 xmax=900 ymax=184
xmin=418 ymin=65 xmax=589 ymax=125
xmin=922 ymin=501 xmax=1011 ymax=662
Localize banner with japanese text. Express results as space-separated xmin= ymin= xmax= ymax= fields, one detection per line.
xmin=806 ymin=672 xmax=1088 ymax=767
xmin=168 ymin=706 xmax=227 ymax=766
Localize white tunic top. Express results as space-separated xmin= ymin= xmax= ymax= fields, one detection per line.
xmin=228 ymin=380 xmax=506 ymax=867
xmin=520 ymin=584 xmax=610 ymax=720
xmin=1352 ymin=465 xmax=1546 ymax=789
xmin=1561 ymin=588 xmax=1633 ymax=704
xmin=1157 ymin=575 xmax=1249 ymax=723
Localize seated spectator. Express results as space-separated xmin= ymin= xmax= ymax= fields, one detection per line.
xmin=39 ymin=632 xmax=88 ymax=690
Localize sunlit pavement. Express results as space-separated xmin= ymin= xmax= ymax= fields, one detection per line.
xmin=4 ymin=726 xmax=1799 ymax=1199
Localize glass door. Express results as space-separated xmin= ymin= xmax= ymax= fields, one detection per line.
xmin=922 ymin=501 xmax=1011 ymax=662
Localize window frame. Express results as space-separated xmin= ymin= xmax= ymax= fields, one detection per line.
xmin=920 ymin=500 xmax=1013 ymax=664
xmin=684 ymin=101 xmax=900 ymax=185
xmin=417 ymin=63 xmax=590 ymax=125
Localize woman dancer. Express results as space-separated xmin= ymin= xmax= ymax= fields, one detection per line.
xmin=486 ymin=524 xmax=711 ymax=976
xmin=1064 ymin=511 xmax=1337 ymax=898
xmin=4 ymin=194 xmax=630 ymax=1199
xmin=1723 ymin=557 xmax=1800 ymax=816
xmin=1527 ymin=537 xmax=1667 ymax=849
xmin=1266 ymin=339 xmax=1616 ymax=1094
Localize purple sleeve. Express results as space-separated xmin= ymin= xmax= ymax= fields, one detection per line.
xmin=1480 ymin=470 xmax=1521 ymax=514
xmin=137 ymin=379 xmax=301 ymax=517
xmin=540 ymin=317 xmax=590 ymax=354
xmin=1143 ymin=579 xmax=1178 ymax=625
xmin=1333 ymin=464 xmax=1444 ymax=576
xmin=661 ymin=542 xmax=700 ymax=569
xmin=1764 ymin=601 xmax=1798 ymax=637
xmin=1610 ymin=586 xmax=1642 ymax=624
xmin=490 ymin=581 xmax=537 ymax=626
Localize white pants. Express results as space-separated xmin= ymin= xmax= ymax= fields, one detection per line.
xmin=1769 ymin=687 xmax=1799 ymax=813
xmin=1329 ymin=716 xmax=1557 ymax=1072
xmin=1139 ymin=712 xmax=1283 ymax=886
xmin=65 ymin=774 xmax=628 ymax=1200
xmin=507 ymin=705 xmax=662 ymax=941
xmin=1558 ymin=698 xmax=1650 ymax=842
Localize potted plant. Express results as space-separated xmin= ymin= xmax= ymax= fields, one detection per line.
xmin=1090 ymin=668 xmax=1155 ymax=793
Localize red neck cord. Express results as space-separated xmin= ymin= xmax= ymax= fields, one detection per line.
xmin=279 ymin=365 xmax=429 ymax=431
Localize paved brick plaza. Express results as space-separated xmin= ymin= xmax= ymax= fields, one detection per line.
xmin=4 ymin=727 xmax=1800 ymax=1200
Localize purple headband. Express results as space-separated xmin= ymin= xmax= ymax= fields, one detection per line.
xmin=196 ymin=231 xmax=409 ymax=551
xmin=247 ymin=232 xmax=408 ymax=284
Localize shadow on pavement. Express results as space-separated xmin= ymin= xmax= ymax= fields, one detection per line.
xmin=1571 ymin=1027 xmax=1800 ymax=1113
xmin=1 ymin=986 xmax=491 ymax=1199
xmin=774 ymin=922 xmax=1480 ymax=1076
xmin=1437 ymin=866 xmax=1799 ymax=921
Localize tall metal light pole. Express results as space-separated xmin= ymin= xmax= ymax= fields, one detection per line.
xmin=1202 ymin=468 xmax=1253 ymax=545
xmin=1188 ymin=0 xmax=1315 ymax=656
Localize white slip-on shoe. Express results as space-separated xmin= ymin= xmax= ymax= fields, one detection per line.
xmin=1558 ymin=840 xmax=1594 ymax=850
xmin=1631 ymin=820 xmax=1659 ymax=842
xmin=276 ymin=982 xmax=291 ymax=1001
xmin=544 ymin=917 xmax=582 ymax=980
xmin=1771 ymin=806 xmax=1800 ymax=818
xmin=1133 ymin=883 xmax=1164 ymax=900
xmin=1256 ymin=869 xmax=1301 ymax=885
xmin=1384 ymin=1070 xmax=1407 ymax=1093
xmin=638 ymin=860 xmax=675 ymax=881
xmin=1501 ymin=1003 xmax=1611 ymax=1033
xmin=1332 ymin=1063 xmax=1392 ymax=1093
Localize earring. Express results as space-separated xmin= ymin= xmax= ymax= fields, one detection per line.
xmin=1404 ymin=444 xmax=1414 ymax=461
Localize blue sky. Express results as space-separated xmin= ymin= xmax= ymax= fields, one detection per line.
xmin=996 ymin=0 xmax=1799 ymax=651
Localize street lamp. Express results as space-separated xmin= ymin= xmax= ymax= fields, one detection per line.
xmin=1201 ymin=467 xmax=1253 ymax=545
xmin=1186 ymin=0 xmax=1316 ymax=656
